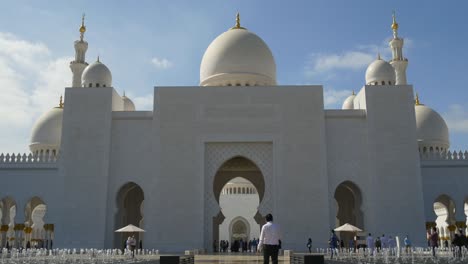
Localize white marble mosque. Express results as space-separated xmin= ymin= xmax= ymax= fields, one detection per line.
xmin=0 ymin=13 xmax=467 ymax=252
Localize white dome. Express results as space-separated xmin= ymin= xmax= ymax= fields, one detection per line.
xmin=122 ymin=95 xmax=135 ymax=111
xmin=200 ymin=27 xmax=276 ymax=86
xmin=415 ymin=104 xmax=450 ymax=151
xmin=82 ymin=59 xmax=112 ymax=88
xmin=365 ymin=58 xmax=396 ymax=85
xmin=30 ymin=107 xmax=63 ymax=154
xmin=342 ymin=93 xmax=356 ymax=109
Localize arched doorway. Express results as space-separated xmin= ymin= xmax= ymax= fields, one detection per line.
xmin=1 ymin=197 xmax=16 ymax=248
xmin=433 ymin=194 xmax=456 ymax=244
xmin=229 ymin=217 xmax=250 ymax=244
xmin=114 ymin=182 xmax=144 ymax=249
xmin=218 ymin=177 xmax=260 ymax=248
xmin=334 ymin=181 xmax=364 ymax=247
xmin=212 ymin=157 xmax=265 ymax=251
xmin=24 ymin=197 xmax=47 ymax=248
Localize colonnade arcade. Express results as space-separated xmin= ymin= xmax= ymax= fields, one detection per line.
xmin=0 ymin=196 xmax=52 ymax=249
xmin=427 ymin=194 xmax=468 ymax=245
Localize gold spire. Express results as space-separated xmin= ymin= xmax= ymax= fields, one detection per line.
xmin=59 ymin=95 xmax=64 ymax=108
xmin=415 ymin=93 xmax=422 ymax=106
xmin=231 ymin=12 xmax=246 ymax=30
xmin=352 ymin=90 xmax=355 ymax=96
xmin=79 ymin=13 xmax=86 ymax=40
xmin=391 ymin=11 xmax=399 ymax=38
xmin=377 ymin=52 xmax=381 ymax=60
xmin=97 ymin=55 xmax=100 ymax=62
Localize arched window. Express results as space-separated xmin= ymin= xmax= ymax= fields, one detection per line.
xmin=96 ymin=83 xmax=100 ymax=87
xmin=89 ymin=83 xmax=92 ymax=87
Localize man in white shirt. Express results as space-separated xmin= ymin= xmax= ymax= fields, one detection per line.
xmin=257 ymin=214 xmax=281 ymax=264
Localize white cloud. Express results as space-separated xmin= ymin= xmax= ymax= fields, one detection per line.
xmin=129 ymin=93 xmax=154 ymax=111
xmin=305 ymin=38 xmax=412 ymax=79
xmin=0 ymin=32 xmax=72 ymax=153
xmin=324 ymin=89 xmax=352 ymax=108
xmin=443 ymin=104 xmax=468 ymax=133
xmin=308 ymin=51 xmax=374 ymax=74
xmin=150 ymin=57 xmax=173 ymax=70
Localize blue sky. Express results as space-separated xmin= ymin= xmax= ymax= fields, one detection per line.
xmin=1 ymin=1 xmax=468 ymax=152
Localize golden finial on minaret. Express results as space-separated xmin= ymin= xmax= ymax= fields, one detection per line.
xmin=231 ymin=12 xmax=246 ymax=30
xmin=79 ymin=13 xmax=86 ymax=40
xmin=415 ymin=93 xmax=421 ymax=106
xmin=59 ymin=95 xmax=64 ymax=108
xmin=391 ymin=10 xmax=399 ymax=38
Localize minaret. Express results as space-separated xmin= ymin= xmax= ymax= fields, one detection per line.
xmin=389 ymin=11 xmax=408 ymax=85
xmin=70 ymin=14 xmax=89 ymax=87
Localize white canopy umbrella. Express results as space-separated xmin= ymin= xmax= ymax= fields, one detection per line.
xmin=115 ymin=224 xmax=145 ymax=233
xmin=334 ymin=223 xmax=363 ymax=232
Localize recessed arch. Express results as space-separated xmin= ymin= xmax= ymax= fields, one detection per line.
xmin=334 ymin=181 xmax=364 ymax=247
xmin=212 ymin=156 xmax=265 ymax=250
xmin=114 ymin=182 xmax=145 ymax=249
xmin=229 ymin=216 xmax=251 ymax=243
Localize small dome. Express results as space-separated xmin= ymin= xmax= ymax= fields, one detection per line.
xmin=365 ymin=57 xmax=396 ymax=85
xmin=415 ymin=104 xmax=449 ymax=152
xmin=122 ymin=95 xmax=135 ymax=111
xmin=30 ymin=107 xmax=63 ymax=154
xmin=82 ymin=59 xmax=112 ymax=88
xmin=342 ymin=93 xmax=356 ymax=109
xmin=200 ymin=26 xmax=276 ymax=86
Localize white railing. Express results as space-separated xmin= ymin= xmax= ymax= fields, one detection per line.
xmin=0 ymin=152 xmax=58 ymax=164
xmin=420 ymin=150 xmax=468 ymax=161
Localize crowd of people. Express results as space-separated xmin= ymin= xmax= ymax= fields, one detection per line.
xmin=326 ymin=227 xmax=468 ymax=259
xmin=427 ymin=226 xmax=468 ymax=258
xmin=214 ymin=238 xmax=259 ymax=253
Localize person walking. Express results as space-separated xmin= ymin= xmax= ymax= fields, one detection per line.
xmin=307 ymin=238 xmax=312 ymax=253
xmin=257 ymin=214 xmax=281 ymax=264
xmin=329 ymin=230 xmax=338 ymax=259
xmin=366 ymin=233 xmax=374 ymax=256
xmin=404 ymin=235 xmax=411 ymax=254
xmin=429 ymin=227 xmax=439 ymax=257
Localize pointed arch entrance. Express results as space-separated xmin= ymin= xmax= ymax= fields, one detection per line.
xmin=334 ymin=181 xmax=364 ymax=247
xmin=218 ymin=177 xmax=260 ymax=246
xmin=229 ymin=216 xmax=251 ymax=243
xmin=114 ymin=182 xmax=144 ymax=249
xmin=212 ymin=157 xmax=265 ymax=249
xmin=204 ymin=143 xmax=273 ymax=252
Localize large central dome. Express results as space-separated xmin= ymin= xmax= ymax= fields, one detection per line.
xmin=200 ymin=15 xmax=276 ymax=86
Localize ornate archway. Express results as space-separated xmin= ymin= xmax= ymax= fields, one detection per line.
xmin=204 ymin=142 xmax=273 ymax=251
xmin=334 ymin=181 xmax=364 ymax=247
xmin=114 ymin=182 xmax=144 ymax=249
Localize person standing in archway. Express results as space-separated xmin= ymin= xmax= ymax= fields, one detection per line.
xmin=257 ymin=214 xmax=281 ymax=264
xmin=429 ymin=227 xmax=439 ymax=257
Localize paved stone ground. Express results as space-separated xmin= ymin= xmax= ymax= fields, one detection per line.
xmin=194 ymin=254 xmax=288 ymax=263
